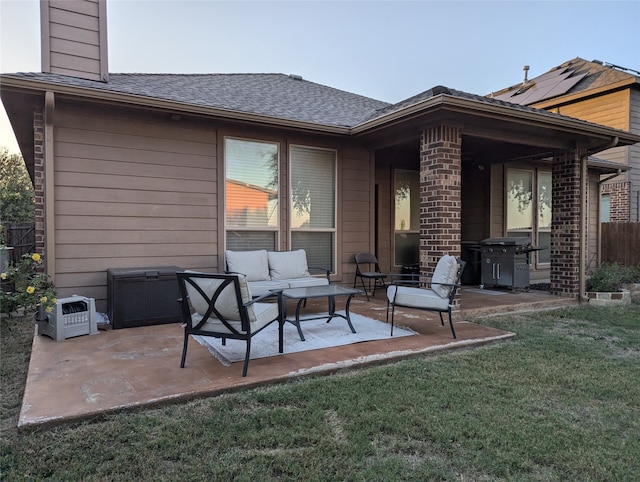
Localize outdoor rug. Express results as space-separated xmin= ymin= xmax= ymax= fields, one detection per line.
xmin=193 ymin=311 xmax=416 ymax=366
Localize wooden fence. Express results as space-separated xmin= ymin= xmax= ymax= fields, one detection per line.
xmin=601 ymin=222 xmax=640 ymax=266
xmin=2 ymin=222 xmax=36 ymax=264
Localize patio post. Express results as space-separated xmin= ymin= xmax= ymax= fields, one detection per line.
xmin=551 ymin=146 xmax=588 ymax=298
xmin=419 ymin=124 xmax=462 ymax=305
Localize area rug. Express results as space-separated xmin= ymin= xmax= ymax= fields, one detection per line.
xmin=192 ymin=311 xmax=416 ymax=366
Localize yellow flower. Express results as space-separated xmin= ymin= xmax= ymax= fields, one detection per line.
xmin=0 ymin=272 xmax=6 ymax=280
xmin=45 ymin=306 xmax=54 ymax=313
xmin=41 ymin=296 xmax=48 ymax=303
xmin=26 ymin=286 xmax=35 ymax=294
xmin=51 ymin=298 xmax=57 ymax=305
xmin=31 ymin=253 xmax=41 ymax=262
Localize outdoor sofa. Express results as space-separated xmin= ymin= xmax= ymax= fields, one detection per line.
xmin=225 ymin=249 xmax=331 ymax=296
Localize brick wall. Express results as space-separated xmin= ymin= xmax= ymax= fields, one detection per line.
xmin=419 ymin=125 xmax=462 ymax=275
xmin=33 ymin=111 xmax=46 ymax=259
xmin=550 ymin=151 xmax=584 ymax=297
xmin=601 ymin=181 xmax=630 ymax=221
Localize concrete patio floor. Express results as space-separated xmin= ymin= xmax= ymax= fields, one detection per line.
xmin=19 ymin=286 xmax=575 ymax=429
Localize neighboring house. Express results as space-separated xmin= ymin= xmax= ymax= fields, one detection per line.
xmin=1 ymin=1 xmax=639 ymax=311
xmin=491 ymin=57 xmax=640 ymax=223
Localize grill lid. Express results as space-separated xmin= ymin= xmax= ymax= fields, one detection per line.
xmin=480 ymin=237 xmax=532 ymax=246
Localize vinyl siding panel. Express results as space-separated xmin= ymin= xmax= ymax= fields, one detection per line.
xmin=555 ymin=90 xmax=629 ymax=131
xmin=42 ymin=0 xmax=107 ymax=81
xmin=339 ymin=146 xmax=371 ymax=282
xmin=52 ymin=107 xmax=217 ymax=310
xmin=629 ymin=88 xmax=640 ymax=221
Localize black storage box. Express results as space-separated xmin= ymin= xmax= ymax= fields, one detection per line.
xmin=107 ymin=266 xmax=183 ymax=330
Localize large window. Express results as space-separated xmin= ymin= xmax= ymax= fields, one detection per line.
xmin=290 ymin=146 xmax=336 ymax=271
xmin=506 ymin=168 xmax=552 ymax=265
xmin=394 ymin=169 xmax=419 ymax=266
xmin=225 ymin=138 xmax=279 ymax=251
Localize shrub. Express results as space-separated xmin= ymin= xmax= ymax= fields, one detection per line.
xmin=586 ymin=262 xmax=625 ymax=292
xmin=1 ymin=253 xmax=57 ymax=317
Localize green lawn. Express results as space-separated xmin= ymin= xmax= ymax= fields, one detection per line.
xmin=2 ymin=303 xmax=639 ymax=481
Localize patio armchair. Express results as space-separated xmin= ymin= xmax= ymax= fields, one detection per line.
xmin=386 ymin=255 xmax=465 ymax=339
xmin=176 ymin=272 xmax=284 ymax=377
xmin=353 ymin=252 xmax=387 ymax=300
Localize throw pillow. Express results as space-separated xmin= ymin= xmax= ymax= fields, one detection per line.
xmin=431 ymin=255 xmax=459 ymax=298
xmin=268 ymin=249 xmax=310 ymax=280
xmin=225 ymin=250 xmax=270 ymax=281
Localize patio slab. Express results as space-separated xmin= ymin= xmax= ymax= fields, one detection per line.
xmin=19 ymin=288 xmax=575 ymax=429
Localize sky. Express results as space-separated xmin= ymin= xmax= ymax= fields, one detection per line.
xmin=1 ymin=0 xmax=639 ymax=154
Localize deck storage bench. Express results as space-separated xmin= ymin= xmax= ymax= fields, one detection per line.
xmin=107 ymin=266 xmax=183 ymax=329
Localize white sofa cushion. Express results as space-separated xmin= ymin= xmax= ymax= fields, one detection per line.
xmin=387 ymin=285 xmax=450 ymax=311
xmin=185 ymin=272 xmax=255 ymax=322
xmin=225 ymin=249 xmax=270 ymax=282
xmin=431 ymin=255 xmax=459 ymax=299
xmin=268 ymin=249 xmax=310 ymax=280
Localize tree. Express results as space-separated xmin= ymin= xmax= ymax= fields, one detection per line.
xmin=0 ymin=147 xmax=34 ymax=223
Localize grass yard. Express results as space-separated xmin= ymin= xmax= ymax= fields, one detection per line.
xmin=1 ymin=302 xmax=639 ymax=481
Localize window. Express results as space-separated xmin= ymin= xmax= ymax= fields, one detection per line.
xmin=290 ymin=146 xmax=336 ymax=271
xmin=225 ymin=138 xmax=279 ymax=251
xmin=506 ymin=168 xmax=551 ymax=265
xmin=394 ymin=169 xmax=419 ymax=266
xmin=601 ymin=194 xmax=611 ymax=223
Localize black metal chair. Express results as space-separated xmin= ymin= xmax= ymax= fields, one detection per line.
xmin=353 ymin=252 xmax=387 ymax=301
xmin=386 ymin=256 xmax=465 ymax=339
xmin=176 ymin=272 xmax=284 ymax=377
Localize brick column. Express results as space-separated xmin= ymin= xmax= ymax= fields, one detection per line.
xmin=550 ymin=148 xmax=585 ymax=297
xmin=33 ymin=110 xmax=46 ymax=259
xmin=419 ymin=125 xmax=462 ymax=274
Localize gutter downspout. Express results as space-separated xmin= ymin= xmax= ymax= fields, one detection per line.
xmin=44 ymin=91 xmax=55 ymax=280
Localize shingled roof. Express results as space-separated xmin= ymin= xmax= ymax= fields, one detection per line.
xmin=5 ymin=72 xmax=391 ymax=128
xmin=489 ymin=57 xmax=640 ymax=106
xmin=3 ymin=69 xmax=640 ymax=143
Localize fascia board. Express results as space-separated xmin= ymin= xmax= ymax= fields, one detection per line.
xmin=0 ymin=75 xmax=352 ymax=135
xmin=353 ymin=92 xmax=640 ymax=146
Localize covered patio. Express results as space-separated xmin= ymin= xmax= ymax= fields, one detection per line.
xmin=19 ymin=287 xmax=574 ymax=429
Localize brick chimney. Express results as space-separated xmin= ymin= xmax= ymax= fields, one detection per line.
xmin=40 ymin=0 xmax=109 ymax=82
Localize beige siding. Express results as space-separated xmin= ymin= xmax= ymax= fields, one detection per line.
xmin=629 ymin=89 xmax=640 ymax=221
xmin=42 ymin=0 xmax=108 ymax=81
xmin=489 ymin=163 xmax=504 ymax=237
xmin=587 ymin=172 xmax=600 ymax=271
xmin=340 ymin=146 xmax=372 ymax=283
xmin=53 ymin=106 xmax=217 ymax=310
xmin=556 ymin=90 xmax=629 ymax=131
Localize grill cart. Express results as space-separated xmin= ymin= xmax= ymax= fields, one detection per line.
xmin=479 ymin=237 xmax=542 ymax=291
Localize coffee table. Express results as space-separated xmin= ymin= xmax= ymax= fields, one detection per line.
xmin=281 ymin=285 xmax=362 ymax=341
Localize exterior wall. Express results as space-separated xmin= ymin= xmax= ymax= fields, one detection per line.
xmin=629 ymin=88 xmax=640 ymax=221
xmin=460 ymin=160 xmax=490 ymax=243
xmin=549 ymin=88 xmax=638 ymax=222
xmin=36 ymin=102 xmax=372 ymax=311
xmin=601 ymin=182 xmax=630 ymax=221
xmin=51 ymin=104 xmax=218 ymax=310
xmin=587 ymin=172 xmax=601 ymax=272
xmin=41 ymin=0 xmax=109 ymax=82
xmin=337 ymin=144 xmax=373 ymax=284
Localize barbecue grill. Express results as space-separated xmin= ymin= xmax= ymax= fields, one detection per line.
xmin=479 ymin=237 xmax=541 ymax=291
